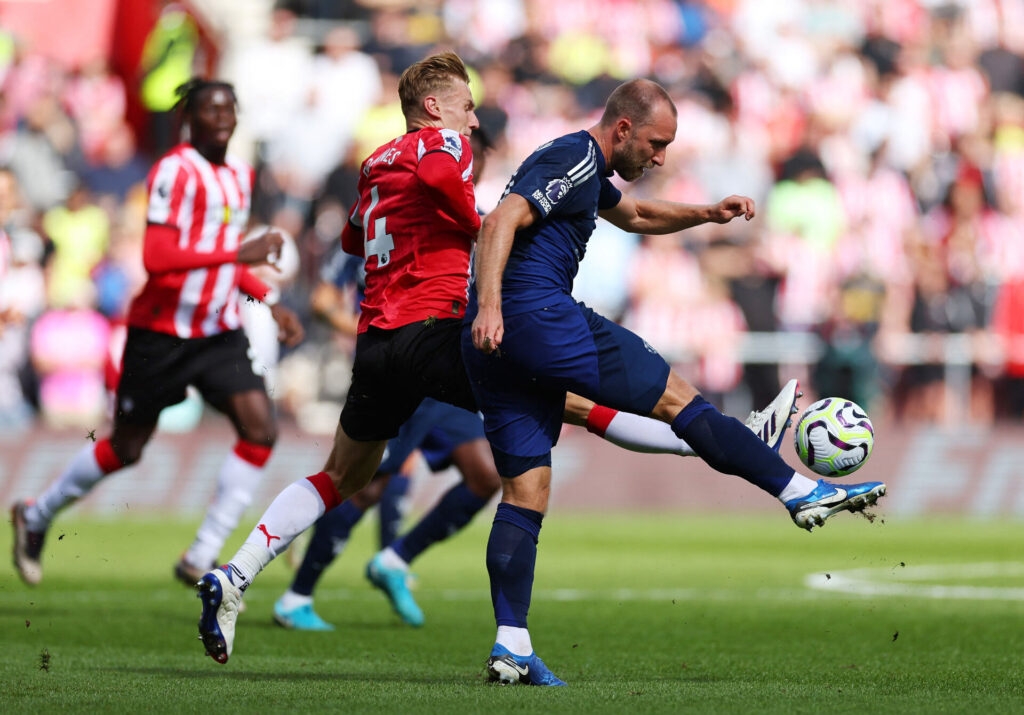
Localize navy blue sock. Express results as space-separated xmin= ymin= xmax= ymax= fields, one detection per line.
xmin=392 ymin=483 xmax=488 ymax=564
xmin=671 ymin=396 xmax=795 ymax=497
xmin=378 ymin=473 xmax=411 ymax=548
xmin=486 ymin=502 xmax=543 ymax=628
xmin=290 ymin=500 xmax=365 ymax=596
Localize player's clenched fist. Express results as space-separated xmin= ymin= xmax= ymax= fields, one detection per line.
xmin=239 ymin=229 xmax=285 ymax=268
xmin=707 ymin=195 xmax=755 ymax=223
xmin=472 ymin=306 xmax=504 ymax=354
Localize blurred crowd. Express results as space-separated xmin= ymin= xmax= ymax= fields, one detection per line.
xmin=3 ymin=0 xmax=1024 ymax=434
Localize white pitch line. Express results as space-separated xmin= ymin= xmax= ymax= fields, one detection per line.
xmin=804 ymin=562 xmax=1024 ymax=601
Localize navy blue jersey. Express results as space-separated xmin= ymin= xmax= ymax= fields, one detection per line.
xmin=377 ymin=398 xmax=484 ymax=474
xmin=483 ymin=130 xmax=622 ymax=316
xmin=320 ymin=248 xmax=366 ymax=295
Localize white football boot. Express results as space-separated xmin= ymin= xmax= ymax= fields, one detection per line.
xmin=744 ymin=379 xmax=801 ymax=452
xmin=196 ymin=566 xmax=243 ymax=664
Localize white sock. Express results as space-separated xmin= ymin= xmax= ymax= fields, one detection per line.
xmin=277 ymin=589 xmax=312 ymax=611
xmin=227 ymin=477 xmax=332 ymax=589
xmin=588 ymin=407 xmax=695 ymax=456
xmin=496 ymin=625 xmax=533 ymax=656
xmin=184 ymin=451 xmax=265 ymax=569
xmin=25 ymin=443 xmax=116 ymax=531
xmin=778 ymin=473 xmax=821 ymax=504
xmin=378 ymin=546 xmax=409 ymax=571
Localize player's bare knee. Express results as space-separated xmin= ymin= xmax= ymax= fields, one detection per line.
xmin=499 ymin=467 xmax=551 ymax=513
xmin=651 ymin=371 xmax=700 ymax=422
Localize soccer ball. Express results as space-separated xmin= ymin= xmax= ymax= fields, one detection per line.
xmin=242 ymin=225 xmax=300 ymax=287
xmin=793 ymin=398 xmax=874 ymax=477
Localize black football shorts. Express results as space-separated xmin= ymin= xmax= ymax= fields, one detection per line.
xmin=115 ymin=327 xmax=265 ymax=424
xmin=340 ymin=318 xmax=477 ymax=441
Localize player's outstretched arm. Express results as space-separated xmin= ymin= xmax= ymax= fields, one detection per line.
xmin=471 ymin=194 xmax=537 ymax=353
xmin=599 ymin=194 xmax=755 ymax=235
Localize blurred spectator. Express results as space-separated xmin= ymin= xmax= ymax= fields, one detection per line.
xmin=264 ymin=25 xmax=382 ymax=213
xmin=5 ymin=0 xmax=1024 ymax=427
xmin=813 ymin=273 xmax=885 ymax=411
xmin=42 ymin=183 xmax=109 ymax=308
xmin=765 ymin=147 xmax=845 ymax=330
xmin=63 ymin=58 xmax=126 ymax=164
xmin=30 ymin=306 xmax=110 ymax=428
xmin=77 ymin=122 xmax=149 ymax=203
xmin=138 ymin=1 xmax=200 ymax=155
xmin=1 ymin=94 xmax=76 ymax=211
xmin=228 ymin=4 xmax=313 ymax=161
xmin=0 ymin=168 xmax=45 ymax=431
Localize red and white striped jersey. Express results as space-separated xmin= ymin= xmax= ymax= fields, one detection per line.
xmin=127 ymin=144 xmax=254 ymax=338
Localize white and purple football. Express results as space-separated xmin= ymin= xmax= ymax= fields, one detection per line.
xmin=794 ymin=398 xmax=874 ymax=477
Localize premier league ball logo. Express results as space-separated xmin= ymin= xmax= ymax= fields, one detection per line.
xmin=545 ymin=178 xmax=569 ymax=204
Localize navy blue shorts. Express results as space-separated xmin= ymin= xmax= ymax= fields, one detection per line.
xmin=377 ymin=398 xmax=485 ymax=474
xmin=460 ymin=299 xmax=670 ymax=476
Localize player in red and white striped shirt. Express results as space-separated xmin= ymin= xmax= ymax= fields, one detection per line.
xmin=11 ymin=79 xmax=304 ymax=587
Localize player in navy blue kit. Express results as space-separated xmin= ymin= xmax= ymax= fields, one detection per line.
xmin=464 ymin=79 xmax=887 ymax=686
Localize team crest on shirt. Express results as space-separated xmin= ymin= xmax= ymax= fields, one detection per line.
xmin=531 ymin=189 xmax=553 ymax=214
xmin=544 ymin=178 xmax=570 ymax=204
xmin=439 ymin=129 xmax=464 ymax=161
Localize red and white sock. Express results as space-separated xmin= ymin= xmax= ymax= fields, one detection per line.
xmin=24 ymin=439 xmax=124 ymax=532
xmin=586 ymin=405 xmax=695 ymax=457
xmin=183 ymin=440 xmax=271 ymax=570
xmin=226 ymin=471 xmax=341 ymax=589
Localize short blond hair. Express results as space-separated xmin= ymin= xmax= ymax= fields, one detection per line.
xmin=398 ymin=51 xmax=470 ymax=119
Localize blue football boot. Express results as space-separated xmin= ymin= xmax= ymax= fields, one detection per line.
xmin=487 ymin=643 xmax=567 ymax=686
xmin=273 ymin=598 xmax=335 ymax=631
xmin=366 ymin=552 xmax=424 ymax=626
xmin=786 ymin=479 xmax=886 ymax=530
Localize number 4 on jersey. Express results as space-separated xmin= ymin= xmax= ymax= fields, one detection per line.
xmin=362 ymin=185 xmax=394 ymax=266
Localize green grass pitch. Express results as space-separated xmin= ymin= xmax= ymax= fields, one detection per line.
xmin=2 ymin=512 xmax=1022 ymax=713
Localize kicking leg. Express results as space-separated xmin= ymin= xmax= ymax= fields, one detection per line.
xmin=654 ymin=372 xmax=885 ymax=530
xmin=563 ymin=380 xmax=800 ymax=456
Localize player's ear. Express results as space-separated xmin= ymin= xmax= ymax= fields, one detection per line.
xmin=423 ymin=95 xmax=441 ymax=120
xmin=616 ymin=117 xmax=632 ymax=142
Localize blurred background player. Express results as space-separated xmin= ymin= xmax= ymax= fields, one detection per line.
xmin=10 ymin=79 xmax=303 ymax=587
